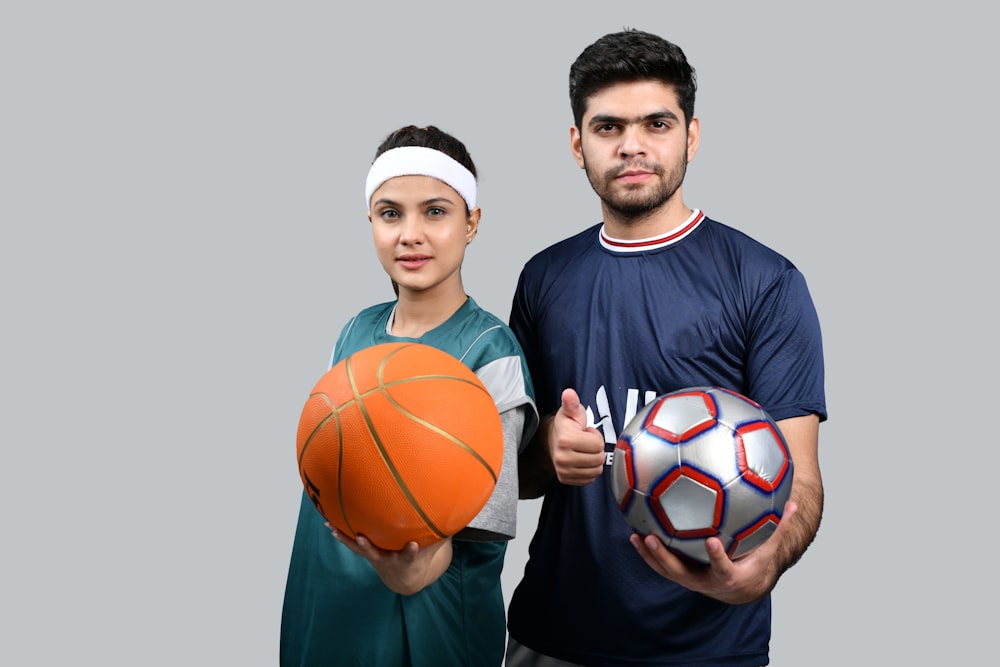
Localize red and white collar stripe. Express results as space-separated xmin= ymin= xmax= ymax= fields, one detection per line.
xmin=599 ymin=209 xmax=705 ymax=252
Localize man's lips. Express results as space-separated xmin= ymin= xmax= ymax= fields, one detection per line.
xmin=617 ymin=170 xmax=653 ymax=184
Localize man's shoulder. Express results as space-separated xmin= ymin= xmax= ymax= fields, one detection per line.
xmin=522 ymin=223 xmax=602 ymax=270
xmin=701 ymin=216 xmax=798 ymax=271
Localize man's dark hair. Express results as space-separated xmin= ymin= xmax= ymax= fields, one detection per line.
xmin=569 ymin=28 xmax=697 ymax=128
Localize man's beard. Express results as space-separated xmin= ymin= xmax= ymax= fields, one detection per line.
xmin=584 ymin=154 xmax=687 ymax=219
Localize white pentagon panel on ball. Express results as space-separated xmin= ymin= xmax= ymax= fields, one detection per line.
xmin=645 ymin=391 xmax=717 ymax=443
xmin=652 ymin=468 xmax=722 ymax=535
xmin=676 ymin=424 xmax=743 ymax=488
xmin=736 ymin=421 xmax=790 ymax=490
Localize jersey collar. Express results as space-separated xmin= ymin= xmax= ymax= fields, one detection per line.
xmin=599 ymin=209 xmax=705 ymax=253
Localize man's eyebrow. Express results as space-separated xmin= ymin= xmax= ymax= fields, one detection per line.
xmin=588 ymin=109 xmax=680 ymax=126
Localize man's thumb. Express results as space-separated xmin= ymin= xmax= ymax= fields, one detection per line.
xmin=560 ymin=387 xmax=589 ymax=429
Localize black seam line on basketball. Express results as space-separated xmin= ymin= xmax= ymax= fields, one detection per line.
xmin=379 ymin=390 xmax=499 ymax=483
xmin=356 ymin=350 xmax=449 ymax=540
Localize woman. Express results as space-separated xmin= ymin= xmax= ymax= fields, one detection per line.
xmin=281 ymin=125 xmax=538 ymax=666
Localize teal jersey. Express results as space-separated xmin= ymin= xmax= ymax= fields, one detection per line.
xmin=281 ymin=297 xmax=537 ymax=667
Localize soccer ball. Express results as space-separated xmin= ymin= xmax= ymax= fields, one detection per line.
xmin=610 ymin=386 xmax=793 ymax=564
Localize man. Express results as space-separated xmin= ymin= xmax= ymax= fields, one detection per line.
xmin=505 ymin=29 xmax=826 ymax=667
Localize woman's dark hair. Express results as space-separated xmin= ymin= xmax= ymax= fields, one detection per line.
xmin=373 ymin=125 xmax=478 ymax=179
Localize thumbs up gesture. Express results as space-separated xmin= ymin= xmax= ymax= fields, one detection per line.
xmin=548 ymin=388 xmax=607 ymax=486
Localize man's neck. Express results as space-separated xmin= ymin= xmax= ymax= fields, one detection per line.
xmin=601 ymin=199 xmax=694 ymax=241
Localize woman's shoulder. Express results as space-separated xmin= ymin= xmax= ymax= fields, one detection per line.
xmin=450 ymin=298 xmax=524 ymax=363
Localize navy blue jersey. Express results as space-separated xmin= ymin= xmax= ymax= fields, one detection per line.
xmin=507 ymin=211 xmax=826 ymax=666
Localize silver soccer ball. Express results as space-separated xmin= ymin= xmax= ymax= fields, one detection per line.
xmin=611 ymin=386 xmax=793 ymax=564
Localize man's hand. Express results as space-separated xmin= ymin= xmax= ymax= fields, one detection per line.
xmin=549 ymin=388 xmax=606 ymax=486
xmin=629 ymin=501 xmax=799 ymax=604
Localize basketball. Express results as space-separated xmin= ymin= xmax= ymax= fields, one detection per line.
xmin=296 ymin=342 xmax=503 ymax=550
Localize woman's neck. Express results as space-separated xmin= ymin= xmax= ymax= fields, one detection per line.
xmin=391 ymin=289 xmax=468 ymax=338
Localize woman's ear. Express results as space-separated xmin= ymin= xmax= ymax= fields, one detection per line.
xmin=465 ymin=207 xmax=481 ymax=243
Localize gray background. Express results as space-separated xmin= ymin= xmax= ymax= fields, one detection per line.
xmin=3 ymin=2 xmax=996 ymax=664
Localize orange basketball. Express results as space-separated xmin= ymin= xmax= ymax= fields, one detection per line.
xmin=296 ymin=342 xmax=503 ymax=550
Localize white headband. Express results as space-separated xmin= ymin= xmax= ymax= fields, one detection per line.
xmin=365 ymin=146 xmax=477 ymax=212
